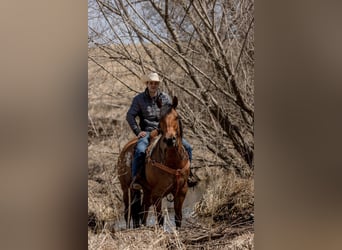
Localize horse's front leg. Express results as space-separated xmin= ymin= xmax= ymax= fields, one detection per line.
xmin=174 ymin=187 xmax=187 ymax=228
xmin=154 ymin=197 xmax=164 ymax=226
xmin=131 ymin=190 xmax=142 ymax=228
xmin=141 ymin=193 xmax=151 ymax=226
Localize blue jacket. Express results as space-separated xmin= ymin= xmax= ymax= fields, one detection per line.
xmin=126 ymin=88 xmax=171 ymax=136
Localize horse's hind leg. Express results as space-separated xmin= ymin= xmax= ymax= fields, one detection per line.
xmin=131 ymin=190 xmax=142 ymax=228
xmin=141 ymin=193 xmax=151 ymax=226
xmin=123 ymin=190 xmax=130 ymax=228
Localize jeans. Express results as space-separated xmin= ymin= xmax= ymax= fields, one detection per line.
xmin=132 ymin=133 xmax=150 ymax=178
xmin=182 ymin=138 xmax=192 ymax=162
xmin=131 ymin=133 xmax=193 ymax=178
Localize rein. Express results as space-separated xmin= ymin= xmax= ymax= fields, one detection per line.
xmin=146 ymin=157 xmax=190 ymax=196
xmin=147 ymin=158 xmax=189 ymax=176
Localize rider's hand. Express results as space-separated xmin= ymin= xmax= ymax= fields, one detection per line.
xmin=138 ymin=131 xmax=147 ymax=138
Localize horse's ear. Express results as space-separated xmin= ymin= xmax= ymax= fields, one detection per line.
xmin=156 ymin=97 xmax=162 ymax=108
xmin=172 ymin=96 xmax=178 ymax=109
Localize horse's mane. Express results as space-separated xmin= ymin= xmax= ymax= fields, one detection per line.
xmin=178 ymin=116 xmax=183 ymax=138
xmin=159 ymin=104 xmax=172 ymax=119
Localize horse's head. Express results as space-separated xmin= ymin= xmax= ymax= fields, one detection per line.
xmin=158 ymin=96 xmax=183 ymax=148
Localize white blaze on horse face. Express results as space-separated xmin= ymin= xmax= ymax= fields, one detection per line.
xmin=164 ymin=112 xmax=178 ymax=139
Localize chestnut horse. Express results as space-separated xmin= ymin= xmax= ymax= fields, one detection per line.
xmin=117 ymin=96 xmax=190 ymax=229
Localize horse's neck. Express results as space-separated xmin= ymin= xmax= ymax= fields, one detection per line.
xmin=155 ymin=138 xmax=187 ymax=168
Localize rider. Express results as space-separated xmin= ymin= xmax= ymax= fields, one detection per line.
xmin=126 ymin=72 xmax=196 ymax=190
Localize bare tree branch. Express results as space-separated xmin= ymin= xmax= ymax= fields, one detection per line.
xmin=88 ymin=0 xmax=255 ymax=174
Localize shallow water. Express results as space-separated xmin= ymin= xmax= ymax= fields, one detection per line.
xmin=115 ymin=182 xmax=206 ymax=231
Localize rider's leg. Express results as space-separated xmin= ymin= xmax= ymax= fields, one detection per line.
xmin=131 ymin=133 xmax=150 ymax=189
xmin=182 ymin=138 xmax=192 ymax=162
xmin=182 ymin=138 xmax=198 ymax=187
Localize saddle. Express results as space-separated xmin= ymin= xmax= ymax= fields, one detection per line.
xmin=132 ymin=130 xmax=161 ymax=189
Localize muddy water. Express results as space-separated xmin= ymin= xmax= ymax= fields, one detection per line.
xmin=161 ymin=183 xmax=206 ymax=232
xmin=115 ymin=182 xmax=207 ymax=231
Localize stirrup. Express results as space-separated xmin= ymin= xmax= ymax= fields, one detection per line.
xmin=130 ymin=177 xmax=142 ymax=190
xmin=131 ymin=183 xmax=142 ymax=190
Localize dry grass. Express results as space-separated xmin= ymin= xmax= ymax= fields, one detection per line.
xmin=194 ymin=169 xmax=254 ymax=225
xmin=88 ymin=224 xmax=185 ymax=250
xmin=88 ymin=226 xmax=254 ymax=250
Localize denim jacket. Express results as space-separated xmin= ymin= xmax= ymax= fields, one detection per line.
xmin=126 ymin=88 xmax=171 ymax=136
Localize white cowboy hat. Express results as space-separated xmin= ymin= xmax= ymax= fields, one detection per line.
xmin=140 ymin=72 xmax=160 ymax=84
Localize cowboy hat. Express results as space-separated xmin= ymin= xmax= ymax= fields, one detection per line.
xmin=140 ymin=72 xmax=160 ymax=84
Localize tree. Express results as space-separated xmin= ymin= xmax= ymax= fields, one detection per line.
xmin=89 ymin=0 xmax=254 ymax=176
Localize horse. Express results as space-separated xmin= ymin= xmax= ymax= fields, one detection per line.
xmin=117 ymin=96 xmax=190 ymax=229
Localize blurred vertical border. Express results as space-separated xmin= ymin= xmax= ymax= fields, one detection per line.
xmin=0 ymin=1 xmax=87 ymax=250
xmin=256 ymin=0 xmax=342 ymax=249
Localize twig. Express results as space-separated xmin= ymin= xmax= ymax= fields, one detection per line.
xmin=185 ymin=233 xmax=223 ymax=243
xmin=88 ymin=114 xmax=99 ymax=137
xmin=234 ymin=16 xmax=255 ymax=74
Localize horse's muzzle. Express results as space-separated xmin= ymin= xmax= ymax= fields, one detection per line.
xmin=163 ymin=137 xmax=176 ymax=147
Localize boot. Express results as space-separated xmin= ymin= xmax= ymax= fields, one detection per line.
xmin=130 ymin=176 xmax=142 ymax=190
xmin=131 ymin=154 xmax=144 ymax=190
xmin=187 ymin=170 xmax=199 ymax=188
